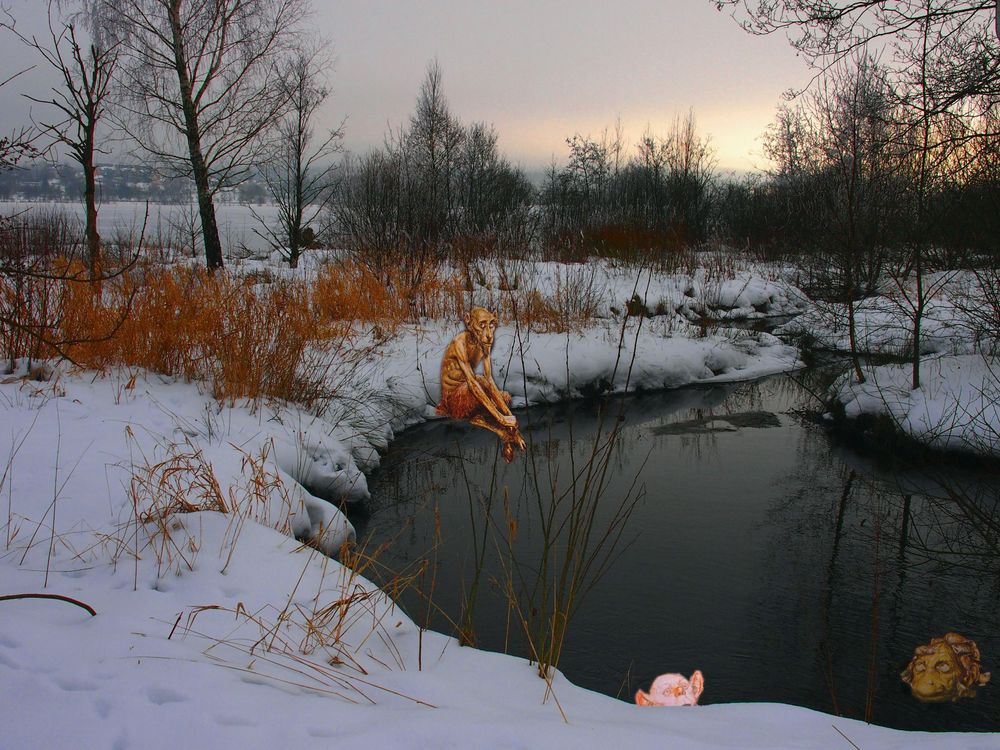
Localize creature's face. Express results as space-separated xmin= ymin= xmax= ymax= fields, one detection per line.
xmin=466 ymin=308 xmax=498 ymax=349
xmin=635 ymin=671 xmax=704 ymax=706
xmin=904 ymin=642 xmax=964 ymax=702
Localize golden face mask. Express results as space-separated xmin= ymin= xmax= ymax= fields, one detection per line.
xmin=901 ymin=632 xmax=991 ymax=703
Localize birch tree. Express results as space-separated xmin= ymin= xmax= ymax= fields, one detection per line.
xmin=104 ymin=0 xmax=307 ymax=269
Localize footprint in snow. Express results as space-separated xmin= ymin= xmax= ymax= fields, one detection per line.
xmin=214 ymin=714 xmax=258 ymax=727
xmin=146 ymin=686 xmax=188 ymax=705
xmin=56 ymin=676 xmax=99 ymax=692
xmin=95 ymin=697 xmax=112 ymax=719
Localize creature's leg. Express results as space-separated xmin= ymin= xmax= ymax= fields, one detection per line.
xmin=469 ymin=415 xmax=523 ymax=463
xmin=441 ymin=383 xmax=480 ymax=420
xmin=468 ymin=413 xmax=511 ymax=440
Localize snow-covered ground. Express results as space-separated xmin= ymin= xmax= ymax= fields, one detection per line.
xmin=2 ymin=263 xmax=997 ymax=748
xmin=777 ymin=271 xmax=990 ymax=357
xmin=782 ymin=270 xmax=1000 ymax=458
xmin=829 ymin=355 xmax=1000 ymax=457
xmin=229 ymin=253 xmax=811 ymax=324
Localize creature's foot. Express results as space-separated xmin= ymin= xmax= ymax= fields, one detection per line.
xmin=500 ymin=429 xmax=526 ymax=463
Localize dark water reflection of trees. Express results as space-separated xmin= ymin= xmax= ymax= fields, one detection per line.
xmin=354 ymin=370 xmax=1000 ymax=732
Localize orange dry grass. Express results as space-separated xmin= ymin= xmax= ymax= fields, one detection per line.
xmin=313 ymin=259 xmax=407 ymax=326
xmin=1 ymin=265 xmax=68 ymax=364
xmin=4 ymin=245 xmax=609 ymax=403
xmin=312 ymin=258 xmax=465 ymax=330
xmin=60 ymin=267 xmax=321 ymax=404
xmin=493 ymin=268 xmax=603 ymax=334
xmin=50 ymin=259 xmax=466 ymax=404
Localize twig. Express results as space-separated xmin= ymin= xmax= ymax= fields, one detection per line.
xmin=0 ymin=592 xmax=96 ymax=616
xmin=832 ymin=724 xmax=863 ymax=750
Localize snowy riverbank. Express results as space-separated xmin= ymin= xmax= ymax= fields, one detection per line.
xmin=2 ymin=264 xmax=998 ymax=748
xmin=778 ymin=270 xmax=1000 ymax=459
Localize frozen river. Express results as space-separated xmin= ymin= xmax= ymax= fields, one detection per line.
xmin=1 ymin=200 xmax=283 ymax=255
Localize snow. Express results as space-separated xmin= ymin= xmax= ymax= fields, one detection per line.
xmin=777 ymin=269 xmax=1000 ymax=457
xmin=453 ymin=258 xmax=811 ymax=322
xmin=777 ymin=271 xmax=988 ymax=357
xmin=829 ymin=355 xmax=1000 ymax=457
xmin=2 ymin=262 xmax=997 ymax=748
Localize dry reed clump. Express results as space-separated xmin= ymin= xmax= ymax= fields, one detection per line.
xmin=120 ymin=436 xmax=432 ymax=704
xmin=120 ymin=434 xmax=305 ymax=577
xmin=1 ymin=212 xmax=86 ymax=367
xmin=54 ymin=266 xmax=330 ymax=406
xmin=312 ymin=257 xmax=465 ymax=330
xmin=1 ymin=261 xmax=71 ymax=366
xmin=508 ymin=268 xmax=603 ymax=334
xmin=7 ymin=248 xmax=464 ymax=406
xmin=175 ymin=545 xmax=434 ymax=706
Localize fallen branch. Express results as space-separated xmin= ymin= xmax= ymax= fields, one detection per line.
xmin=0 ymin=592 xmax=97 ymax=616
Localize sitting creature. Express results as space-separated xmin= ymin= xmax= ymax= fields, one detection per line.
xmin=437 ymin=307 xmax=526 ymax=462
xmin=635 ymin=671 xmax=705 ymax=706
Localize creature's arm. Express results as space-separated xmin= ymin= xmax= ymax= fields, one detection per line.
xmin=456 ymin=339 xmax=515 ymax=426
xmin=482 ymin=355 xmax=514 ymax=417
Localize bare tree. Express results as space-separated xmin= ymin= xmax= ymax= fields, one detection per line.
xmin=715 ymin=0 xmax=1000 ymax=106
xmin=102 ymin=0 xmax=307 ymax=269
xmin=0 ymin=65 xmax=39 ymax=179
xmin=252 ymin=42 xmax=342 ymax=268
xmin=765 ymin=55 xmax=904 ymax=383
xmin=662 ymin=110 xmax=717 ymax=242
xmin=4 ymin=1 xmax=117 ymax=279
xmin=406 ymin=60 xmax=466 ymax=250
xmin=889 ymin=7 xmax=968 ymax=390
xmin=719 ymin=0 xmax=998 ymax=390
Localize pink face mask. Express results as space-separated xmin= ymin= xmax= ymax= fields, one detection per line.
xmin=635 ymin=670 xmax=704 ymax=706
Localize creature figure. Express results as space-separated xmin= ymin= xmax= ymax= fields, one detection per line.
xmin=436 ymin=307 xmax=526 ymax=462
xmin=901 ymin=632 xmax=990 ymax=703
xmin=635 ymin=671 xmax=704 ymax=706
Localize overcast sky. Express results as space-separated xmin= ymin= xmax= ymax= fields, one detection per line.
xmin=0 ymin=0 xmax=814 ymax=172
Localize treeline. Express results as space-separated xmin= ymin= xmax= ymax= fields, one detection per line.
xmin=719 ymin=57 xmax=1000 ymax=272
xmin=334 ymin=62 xmax=535 ymax=280
xmin=334 ymin=59 xmax=999 ymax=277
xmin=333 ymin=66 xmax=722 ymax=268
xmin=3 ymin=0 xmax=996 ymax=282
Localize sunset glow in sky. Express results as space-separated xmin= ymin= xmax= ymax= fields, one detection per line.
xmin=0 ymin=0 xmax=815 ymax=172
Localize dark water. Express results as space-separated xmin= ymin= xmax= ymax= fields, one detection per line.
xmin=352 ymin=372 xmax=1000 ymax=732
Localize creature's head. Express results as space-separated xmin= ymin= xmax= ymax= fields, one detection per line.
xmin=635 ymin=670 xmax=704 ymax=707
xmin=901 ymin=632 xmax=990 ymax=703
xmin=465 ymin=307 xmax=498 ymax=349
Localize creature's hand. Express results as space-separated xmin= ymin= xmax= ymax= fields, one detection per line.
xmin=500 ymin=414 xmax=517 ymax=428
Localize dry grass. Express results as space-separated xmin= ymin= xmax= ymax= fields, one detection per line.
xmin=174 ymin=548 xmax=435 ymax=706
xmin=105 ymin=430 xmax=431 ymax=704
xmin=511 ymin=266 xmax=604 ymax=334
xmin=55 ymin=266 xmax=326 ymax=405
xmin=3 ymin=216 xmax=718 ymax=406
xmin=313 ymin=258 xmax=465 ymax=331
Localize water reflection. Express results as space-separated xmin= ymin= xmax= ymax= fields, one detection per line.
xmin=354 ymin=371 xmax=1000 ymax=732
